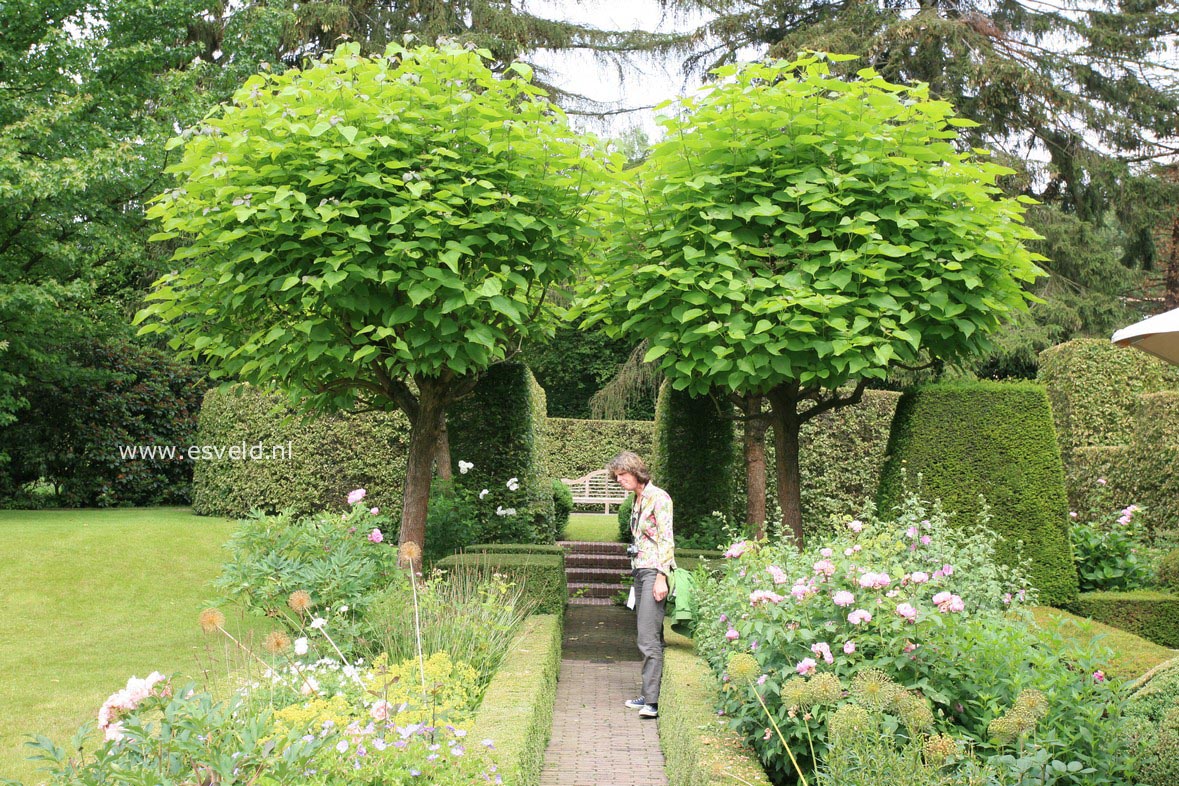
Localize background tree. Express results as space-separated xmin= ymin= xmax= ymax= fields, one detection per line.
xmin=137 ymin=43 xmax=608 ymax=554
xmin=575 ymin=55 xmax=1045 ymax=544
xmin=662 ymin=0 xmax=1179 ymax=364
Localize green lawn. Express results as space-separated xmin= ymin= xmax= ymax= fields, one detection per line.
xmin=0 ymin=508 xmax=264 ymax=785
xmin=563 ymin=513 xmax=620 ymax=542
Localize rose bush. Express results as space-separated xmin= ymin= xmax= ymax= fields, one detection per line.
xmin=694 ymin=493 xmax=1133 ymax=785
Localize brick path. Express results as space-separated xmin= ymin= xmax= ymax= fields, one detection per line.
xmin=539 ymin=604 xmax=668 ymax=786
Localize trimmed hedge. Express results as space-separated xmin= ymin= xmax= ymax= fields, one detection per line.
xmin=1038 ymin=338 xmax=1179 ymax=452
xmin=1068 ymin=590 xmax=1179 ymax=648
xmin=797 ymin=389 xmax=900 ymax=530
xmin=436 ymin=552 xmax=567 ymax=614
xmin=449 ymin=363 xmax=555 ymax=543
xmin=653 ymin=383 xmax=738 ymax=546
xmin=661 ymin=627 xmax=773 ymax=786
xmin=543 ymin=417 xmax=654 ymax=483
xmin=192 ymin=385 xmax=408 ymax=518
xmin=469 ymin=613 xmax=563 ymax=786
xmin=877 ymin=381 xmax=1078 ymax=606
xmin=465 ymin=543 xmax=567 ymax=556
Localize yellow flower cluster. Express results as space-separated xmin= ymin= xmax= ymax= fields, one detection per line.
xmin=364 ymin=651 xmax=481 ymax=725
xmin=274 ymin=694 xmax=355 ymax=738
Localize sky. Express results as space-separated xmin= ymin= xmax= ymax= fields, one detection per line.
xmin=519 ymin=0 xmax=719 ymax=139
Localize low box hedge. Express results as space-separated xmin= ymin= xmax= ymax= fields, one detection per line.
xmin=436 ymin=552 xmax=567 ymax=614
xmin=465 ymin=543 xmax=568 ymax=556
xmin=1067 ymin=590 xmax=1179 ymax=648
xmin=469 ymin=613 xmax=563 ymax=786
xmin=661 ymin=627 xmax=772 ymax=786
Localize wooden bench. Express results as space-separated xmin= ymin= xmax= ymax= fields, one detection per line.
xmin=560 ymin=469 xmax=628 ymax=514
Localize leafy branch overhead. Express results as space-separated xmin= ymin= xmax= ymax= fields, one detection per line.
xmin=574 ymin=54 xmax=1047 ymax=543
xmin=136 ymin=42 xmax=611 ymax=551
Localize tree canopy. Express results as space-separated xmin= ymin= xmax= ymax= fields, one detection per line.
xmin=137 ymin=42 xmax=609 ymax=552
xmin=575 ymin=54 xmax=1046 ymax=542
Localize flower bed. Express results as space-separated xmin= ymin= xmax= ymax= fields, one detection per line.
xmin=693 ymin=493 xmax=1135 ymax=785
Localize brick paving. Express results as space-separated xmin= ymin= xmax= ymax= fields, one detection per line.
xmin=539 ymin=604 xmax=667 ymax=786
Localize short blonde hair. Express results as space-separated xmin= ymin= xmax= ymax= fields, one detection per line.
xmin=607 ymin=451 xmax=651 ymax=484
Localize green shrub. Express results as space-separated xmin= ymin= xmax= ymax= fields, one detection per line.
xmin=1157 ymin=549 xmax=1179 ymax=592
xmin=1071 ymin=501 xmax=1152 ymax=592
xmin=468 ymin=614 xmax=563 ymax=786
xmin=653 ymin=382 xmax=738 ymax=547
xmin=422 ymin=479 xmax=480 ymax=565
xmin=1122 ymin=657 xmax=1179 ymax=786
xmin=0 ymin=340 xmax=206 ymax=507
xmin=543 ymin=417 xmax=655 ymax=483
xmin=1038 ymin=338 xmax=1179 ymax=451
xmin=552 ymin=478 xmax=573 ymax=539
xmin=192 ymin=385 xmax=408 ymax=518
xmin=661 ymin=629 xmax=772 ymax=786
xmin=1068 ymin=590 xmax=1179 ymax=648
xmin=448 ymin=363 xmax=555 ymax=543
xmin=212 ymin=498 xmax=400 ymax=650
xmin=877 ymin=381 xmax=1078 ymax=606
xmin=435 ymin=552 xmax=566 ymax=614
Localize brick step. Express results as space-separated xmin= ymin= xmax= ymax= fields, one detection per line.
xmin=568 ymin=581 xmax=626 ymax=600
xmin=568 ymin=595 xmax=617 ymax=606
xmin=558 ymin=540 xmax=628 ymax=555
xmin=567 ymin=566 xmax=630 ymax=584
xmin=564 ymin=552 xmax=631 ymax=570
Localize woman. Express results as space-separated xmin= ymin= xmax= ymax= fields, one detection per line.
xmin=607 ymin=450 xmax=675 ymax=719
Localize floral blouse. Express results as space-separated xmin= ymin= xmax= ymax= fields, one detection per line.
xmin=630 ymin=483 xmax=676 ymax=575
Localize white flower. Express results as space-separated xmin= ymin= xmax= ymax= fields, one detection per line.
xmin=458 ymin=460 xmax=474 ymax=474
xmin=310 ymin=617 xmax=327 ymax=630
xmin=506 ymin=477 xmax=520 ymax=491
xmin=479 ymin=489 xmax=489 ymax=499
xmin=495 ymin=506 xmax=517 ymax=517
xmin=294 ymin=637 xmax=309 ymax=656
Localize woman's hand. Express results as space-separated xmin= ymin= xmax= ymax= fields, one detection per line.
xmin=653 ymin=572 xmax=669 ymax=602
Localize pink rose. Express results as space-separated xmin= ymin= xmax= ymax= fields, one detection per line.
xmin=843 ymin=640 xmax=856 ymax=654
xmin=725 ymin=628 xmax=739 ymax=641
xmin=811 ymin=642 xmax=834 ymax=664
xmin=796 ymin=658 xmax=817 ymax=676
xmin=941 ymin=564 xmax=954 ymax=576
xmin=848 ymin=609 xmax=873 ymax=625
xmin=750 ymin=590 xmax=785 ymax=606
xmin=920 ymin=535 xmax=932 ymax=545
xmin=910 ymin=571 xmax=929 ymax=584
xmin=1093 ymin=670 xmax=1105 ymax=683
xmin=724 ymin=541 xmax=749 ymax=559
xmin=896 ymin=603 xmax=918 ymax=622
xmin=848 ymin=519 xmax=864 ymax=533
xmin=820 ymin=548 xmax=834 ymax=558
xmin=370 ymin=507 xmax=379 ymax=515
xmin=766 ymin=565 xmax=790 ymax=585
xmin=347 ymin=488 xmax=367 ymax=505
xmin=813 ymin=559 xmax=836 ymax=576
xmin=832 ymin=590 xmax=856 ymax=607
xmin=368 ymin=528 xmax=383 ymax=543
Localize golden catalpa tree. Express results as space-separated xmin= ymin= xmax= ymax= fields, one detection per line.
xmin=137 ymin=43 xmax=610 ymax=555
xmin=575 ymin=55 xmax=1047 ymax=546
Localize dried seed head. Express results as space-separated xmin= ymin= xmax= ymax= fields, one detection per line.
xmin=199 ymin=608 xmax=226 ymax=633
xmin=288 ymin=590 xmax=313 ymax=614
xmin=264 ymin=630 xmax=292 ymax=654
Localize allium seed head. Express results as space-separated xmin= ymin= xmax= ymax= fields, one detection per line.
xmin=726 ymin=653 xmax=760 ymax=682
xmin=199 ymin=608 xmax=226 ymax=633
xmin=264 ymin=630 xmax=292 ymax=654
xmin=399 ymin=541 xmax=422 ymax=564
xmin=288 ymin=590 xmax=313 ymax=614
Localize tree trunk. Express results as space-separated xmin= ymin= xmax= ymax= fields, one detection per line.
xmin=740 ymin=395 xmax=769 ymax=539
xmin=434 ymin=414 xmax=453 ymax=481
xmin=767 ymin=386 xmax=804 ymax=549
xmin=398 ymin=379 xmax=449 ymax=569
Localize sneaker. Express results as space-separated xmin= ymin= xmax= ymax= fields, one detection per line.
xmin=638 ymin=704 xmax=659 ymax=719
xmin=623 ymin=696 xmax=646 ymax=710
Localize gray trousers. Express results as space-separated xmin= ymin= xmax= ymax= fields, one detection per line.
xmin=633 ymin=568 xmax=667 ymax=704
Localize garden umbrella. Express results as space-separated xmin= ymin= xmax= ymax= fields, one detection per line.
xmin=1111 ymin=306 xmax=1179 ymax=366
